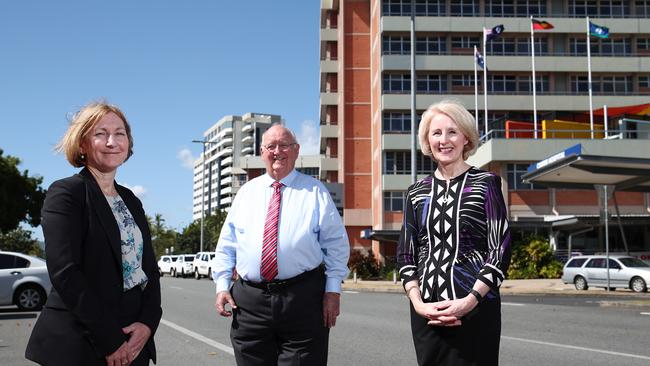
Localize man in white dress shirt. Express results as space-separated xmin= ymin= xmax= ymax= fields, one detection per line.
xmin=213 ymin=124 xmax=350 ymax=366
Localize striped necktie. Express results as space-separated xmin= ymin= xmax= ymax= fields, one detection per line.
xmin=261 ymin=181 xmax=283 ymax=281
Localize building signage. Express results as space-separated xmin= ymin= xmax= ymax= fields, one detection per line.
xmin=527 ymin=144 xmax=582 ymax=172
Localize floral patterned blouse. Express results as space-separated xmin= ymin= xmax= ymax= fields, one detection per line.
xmin=106 ymin=194 xmax=148 ymax=291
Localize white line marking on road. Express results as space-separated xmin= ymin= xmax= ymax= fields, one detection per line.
xmin=641 ymin=312 xmax=650 ymax=316
xmin=169 ymin=286 xmax=183 ymax=290
xmin=160 ymin=319 xmax=234 ymax=356
xmin=343 ymin=291 xmax=359 ymax=294
xmin=501 ymin=302 xmax=525 ymax=306
xmin=502 ymin=336 xmax=650 ymax=361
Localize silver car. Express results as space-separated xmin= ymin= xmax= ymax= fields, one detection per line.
xmin=561 ymin=255 xmax=650 ymax=293
xmin=0 ymin=251 xmax=52 ymax=310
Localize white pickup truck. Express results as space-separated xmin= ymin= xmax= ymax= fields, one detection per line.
xmin=157 ymin=255 xmax=178 ymax=276
xmin=192 ymin=251 xmax=216 ymax=279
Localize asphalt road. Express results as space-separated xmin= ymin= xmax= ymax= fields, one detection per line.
xmin=2 ymin=276 xmax=650 ymax=365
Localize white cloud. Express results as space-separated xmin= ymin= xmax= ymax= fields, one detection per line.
xmin=177 ymin=148 xmax=197 ymax=169
xmin=121 ymin=183 xmax=147 ymax=199
xmin=296 ymin=120 xmax=319 ymax=155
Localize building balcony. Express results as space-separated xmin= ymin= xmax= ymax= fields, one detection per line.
xmin=320 ymin=58 xmax=339 ymax=73
xmin=242 ymin=135 xmax=254 ymax=145
xmin=467 ymin=137 xmax=650 ymax=169
xmin=320 ymin=92 xmax=339 ymax=106
xmin=216 ymin=127 xmax=233 ymax=140
xmin=381 ymin=16 xmax=650 ymax=35
xmin=321 ymin=0 xmax=338 ymax=10
xmin=320 ymin=124 xmax=338 ymax=139
xmin=381 ymin=54 xmax=650 ymax=73
xmin=381 ymin=93 xmax=650 ymax=112
xmin=220 ymin=156 xmax=233 ymax=167
xmin=241 ymin=146 xmax=254 ymax=155
xmin=241 ymin=123 xmax=253 ymax=133
xmin=216 ymin=137 xmax=233 ymax=149
xmin=320 ymin=28 xmax=337 ymax=42
xmin=320 ymin=156 xmax=338 ymax=172
xmin=215 ymin=147 xmax=233 ymax=159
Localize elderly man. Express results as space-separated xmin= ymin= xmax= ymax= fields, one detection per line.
xmin=213 ymin=124 xmax=349 ymax=365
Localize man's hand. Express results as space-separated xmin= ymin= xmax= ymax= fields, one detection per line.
xmin=322 ymin=292 xmax=340 ymax=328
xmin=105 ymin=341 xmax=132 ymax=366
xmin=215 ymin=291 xmax=237 ymax=317
xmin=122 ymin=322 xmax=151 ymax=361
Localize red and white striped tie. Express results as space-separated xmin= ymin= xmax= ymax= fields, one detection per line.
xmin=260 ymin=181 xmax=283 ymax=281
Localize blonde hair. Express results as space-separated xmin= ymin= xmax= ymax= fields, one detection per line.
xmin=56 ymin=102 xmax=133 ymax=167
xmin=418 ymin=100 xmax=479 ymax=161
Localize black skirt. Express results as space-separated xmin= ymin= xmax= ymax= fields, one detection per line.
xmin=409 ymin=297 xmax=501 ymax=366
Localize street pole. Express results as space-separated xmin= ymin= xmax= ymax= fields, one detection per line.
xmin=410 ymin=0 xmax=417 ymax=184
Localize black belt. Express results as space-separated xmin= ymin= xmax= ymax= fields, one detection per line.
xmin=243 ymin=266 xmax=323 ymax=293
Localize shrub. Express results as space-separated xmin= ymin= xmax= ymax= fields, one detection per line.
xmin=348 ymin=250 xmax=380 ymax=279
xmin=507 ymin=235 xmax=563 ymax=279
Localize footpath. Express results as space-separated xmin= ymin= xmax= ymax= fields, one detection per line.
xmin=341 ymin=278 xmax=650 ymax=307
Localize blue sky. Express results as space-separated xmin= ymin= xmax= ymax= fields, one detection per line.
xmin=0 ymin=1 xmax=322 ymax=237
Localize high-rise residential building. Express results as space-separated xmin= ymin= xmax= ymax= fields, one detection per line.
xmin=192 ymin=113 xmax=325 ymax=221
xmin=192 ymin=113 xmax=280 ymax=221
xmin=319 ymin=0 xmax=650 ymax=261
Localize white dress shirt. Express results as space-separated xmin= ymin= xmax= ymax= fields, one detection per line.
xmin=213 ymin=170 xmax=349 ymax=293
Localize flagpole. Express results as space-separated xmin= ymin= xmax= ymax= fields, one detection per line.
xmin=530 ymin=16 xmax=538 ymax=139
xmin=483 ymin=32 xmax=489 ymax=138
xmin=474 ymin=46 xmax=479 ymax=130
xmin=587 ymin=16 xmax=594 ymax=139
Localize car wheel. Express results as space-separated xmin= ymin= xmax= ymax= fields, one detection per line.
xmin=15 ymin=284 xmax=46 ymax=311
xmin=159 ymin=268 xmax=164 ymax=277
xmin=181 ymin=269 xmax=185 ymax=278
xmin=630 ymin=277 xmax=647 ymax=293
xmin=172 ymin=268 xmax=176 ymax=277
xmin=194 ymin=269 xmax=201 ymax=280
xmin=208 ymin=267 xmax=212 ymax=281
xmin=574 ymin=276 xmax=589 ymax=291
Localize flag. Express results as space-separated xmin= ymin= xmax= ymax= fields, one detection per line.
xmin=589 ymin=22 xmax=609 ymax=38
xmin=532 ymin=18 xmax=554 ymax=30
xmin=475 ymin=48 xmax=485 ymax=70
xmin=483 ymin=24 xmax=505 ymax=43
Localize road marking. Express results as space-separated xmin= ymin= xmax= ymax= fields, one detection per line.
xmin=501 ymin=302 xmax=525 ymax=307
xmin=641 ymin=312 xmax=650 ymax=316
xmin=343 ymin=290 xmax=359 ymax=294
xmin=502 ymin=336 xmax=650 ymax=361
xmin=169 ymin=286 xmax=183 ymax=290
xmin=160 ymin=319 xmax=234 ymax=356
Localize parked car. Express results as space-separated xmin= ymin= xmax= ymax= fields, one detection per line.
xmin=561 ymin=255 xmax=650 ymax=292
xmin=0 ymin=251 xmax=52 ymax=310
xmin=192 ymin=252 xmax=215 ymax=280
xmin=157 ymin=255 xmax=178 ymax=277
xmin=172 ymin=255 xmax=195 ymax=278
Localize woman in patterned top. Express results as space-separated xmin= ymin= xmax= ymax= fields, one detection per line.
xmin=397 ymin=100 xmax=512 ymax=366
xmin=26 ymin=102 xmax=161 ymax=366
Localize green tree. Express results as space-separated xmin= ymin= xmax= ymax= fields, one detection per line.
xmin=176 ymin=210 xmax=227 ymax=254
xmin=0 ymin=227 xmax=43 ymax=257
xmin=508 ymin=235 xmax=563 ymax=279
xmin=148 ymin=213 xmax=178 ymax=259
xmin=0 ymin=149 xmax=46 ymax=233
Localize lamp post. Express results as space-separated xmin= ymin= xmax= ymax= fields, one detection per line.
xmin=192 ymin=139 xmax=220 ymax=253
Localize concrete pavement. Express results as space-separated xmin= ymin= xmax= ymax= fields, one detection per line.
xmin=341 ymin=278 xmax=650 ymax=306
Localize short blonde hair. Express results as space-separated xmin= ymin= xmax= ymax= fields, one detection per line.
xmin=56 ymin=102 xmax=134 ymax=167
xmin=418 ymin=100 xmax=479 ymax=161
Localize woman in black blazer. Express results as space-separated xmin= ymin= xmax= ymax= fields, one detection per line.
xmin=26 ymin=102 xmax=162 ymax=366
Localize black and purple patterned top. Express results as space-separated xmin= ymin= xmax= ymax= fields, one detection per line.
xmin=397 ymin=167 xmax=512 ymax=302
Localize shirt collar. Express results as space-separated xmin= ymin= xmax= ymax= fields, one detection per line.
xmin=262 ymin=169 xmax=298 ymax=188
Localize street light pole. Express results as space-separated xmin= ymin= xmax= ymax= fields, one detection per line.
xmin=192 ymin=140 xmax=207 ymax=254
xmin=192 ymin=139 xmax=220 ymax=253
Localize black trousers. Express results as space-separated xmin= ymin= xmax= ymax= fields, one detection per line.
xmin=230 ymin=269 xmax=329 ymax=366
xmin=410 ymin=297 xmax=501 ymax=366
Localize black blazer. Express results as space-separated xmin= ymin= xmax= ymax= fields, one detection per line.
xmin=26 ymin=168 xmax=162 ymax=365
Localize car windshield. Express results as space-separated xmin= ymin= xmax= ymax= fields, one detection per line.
xmin=619 ymin=258 xmax=650 ymax=268
xmin=171 ymin=257 xmax=178 ymax=262
xmin=184 ymin=256 xmax=194 ymax=261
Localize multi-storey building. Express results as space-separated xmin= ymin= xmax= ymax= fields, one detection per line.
xmin=192 ymin=113 xmax=325 ymax=221
xmin=319 ymin=0 xmax=650 ymax=261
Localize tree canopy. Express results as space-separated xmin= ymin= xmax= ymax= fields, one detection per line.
xmin=0 ymin=149 xmax=46 ymax=233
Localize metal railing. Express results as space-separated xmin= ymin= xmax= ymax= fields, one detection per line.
xmin=481 ymin=128 xmax=650 ymax=141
